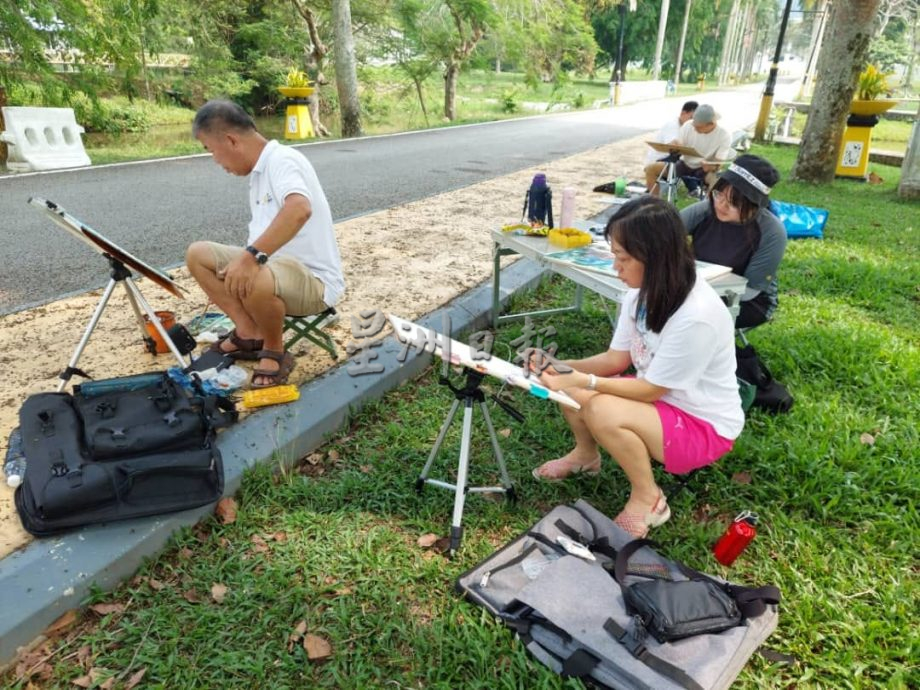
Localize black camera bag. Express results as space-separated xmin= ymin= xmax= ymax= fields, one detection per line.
xmin=14 ymin=372 xmax=236 ymax=536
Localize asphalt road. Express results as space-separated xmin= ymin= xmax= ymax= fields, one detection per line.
xmin=0 ymin=83 xmax=785 ymax=314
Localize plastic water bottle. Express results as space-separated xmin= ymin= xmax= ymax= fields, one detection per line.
xmin=559 ymin=187 xmax=576 ymax=229
xmin=4 ymin=428 xmax=26 ymax=489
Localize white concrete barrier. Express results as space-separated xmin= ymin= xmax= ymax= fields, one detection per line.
xmin=1 ymin=106 xmax=91 ymax=172
xmin=608 ymin=80 xmax=668 ymax=106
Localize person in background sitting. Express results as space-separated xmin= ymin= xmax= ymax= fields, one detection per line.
xmin=644 ymin=100 xmax=698 ymax=164
xmin=680 ymin=155 xmax=786 ymax=329
xmin=644 ymin=104 xmax=735 ymax=196
xmin=528 ymin=197 xmax=744 ymax=538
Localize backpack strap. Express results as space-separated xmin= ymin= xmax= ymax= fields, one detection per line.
xmin=603 ymin=618 xmax=705 ymax=690
xmin=672 ymin=560 xmax=781 ymax=618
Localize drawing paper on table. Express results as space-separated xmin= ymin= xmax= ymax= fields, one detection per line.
xmin=545 ymin=244 xmax=617 ymax=277
xmin=388 ymin=314 xmax=580 ymax=410
xmin=545 ymin=246 xmax=731 ymax=283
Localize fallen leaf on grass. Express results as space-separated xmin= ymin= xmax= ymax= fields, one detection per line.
xmin=250 ymin=535 xmax=270 ymax=553
xmin=179 ymin=547 xmax=194 ymax=560
xmin=215 ymin=497 xmax=238 ymax=524
xmin=288 ymin=620 xmax=308 ymax=652
xmin=14 ymin=642 xmax=54 ymax=682
xmin=125 ymin=668 xmax=147 ymax=689
xmin=359 ymin=464 xmax=373 ymax=473
xmin=100 ymin=675 xmax=116 ymax=690
xmin=867 ymin=171 xmax=883 ymax=185
xmin=692 ymin=504 xmax=717 ymax=523
xmin=211 ymin=583 xmax=228 ymax=604
xmin=182 ymin=589 xmax=204 ymax=604
xmin=417 ymin=533 xmax=439 ymax=548
xmin=328 ymin=449 xmax=340 ymax=461
xmin=147 ymin=578 xmax=166 ymax=591
xmin=304 ymin=452 xmax=323 ymax=466
xmin=73 ymin=668 xmax=111 ymax=688
xmin=498 ymin=428 xmax=512 ymax=438
xmin=859 ymin=432 xmax=875 ymax=446
xmin=303 ymin=634 xmax=332 ymax=661
xmin=731 ymin=471 xmax=752 ymax=485
xmin=90 ymin=603 xmax=125 ymax=616
xmin=45 ymin=609 xmax=78 ymax=635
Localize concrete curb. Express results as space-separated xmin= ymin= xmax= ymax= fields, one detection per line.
xmin=0 ymin=258 xmax=548 ymax=665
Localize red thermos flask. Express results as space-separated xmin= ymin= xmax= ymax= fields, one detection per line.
xmin=713 ymin=511 xmax=758 ymax=566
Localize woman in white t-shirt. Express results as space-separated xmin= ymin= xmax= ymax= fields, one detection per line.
xmin=529 ymin=196 xmax=744 ymax=537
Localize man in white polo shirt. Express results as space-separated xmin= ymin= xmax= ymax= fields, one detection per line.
xmin=186 ymin=100 xmax=345 ymax=388
xmin=644 ymin=104 xmax=735 ymax=197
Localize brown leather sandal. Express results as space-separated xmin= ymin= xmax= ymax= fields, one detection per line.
xmin=250 ymin=350 xmax=295 ymax=389
xmin=207 ymin=329 xmax=264 ymax=361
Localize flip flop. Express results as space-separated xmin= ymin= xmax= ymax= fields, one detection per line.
xmin=250 ymin=349 xmax=295 ymax=389
xmin=532 ymin=455 xmax=602 ymax=482
xmin=207 ymin=328 xmax=264 ymax=361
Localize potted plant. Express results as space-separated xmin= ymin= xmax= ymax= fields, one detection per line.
xmin=278 ymin=67 xmax=314 ymax=99
xmin=851 ymin=64 xmax=896 ymax=117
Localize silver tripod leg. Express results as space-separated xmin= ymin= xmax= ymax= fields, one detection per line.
xmin=478 ymin=401 xmax=512 ymax=491
xmin=449 ymin=400 xmax=475 ymax=554
xmin=123 ymin=277 xmax=187 ymax=367
xmin=418 ymin=398 xmax=461 ymax=483
xmin=57 ymin=277 xmax=120 ymax=391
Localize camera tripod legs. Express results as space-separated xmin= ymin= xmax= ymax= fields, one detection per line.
xmin=57 ymin=270 xmax=188 ymax=391
xmin=416 ymin=393 xmax=516 ymax=556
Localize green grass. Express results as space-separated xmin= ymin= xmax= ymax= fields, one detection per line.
xmin=781 ymin=111 xmax=911 ymax=152
xmin=3 ymin=149 xmax=918 ymax=689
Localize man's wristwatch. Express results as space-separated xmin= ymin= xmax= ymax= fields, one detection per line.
xmin=245 ymin=245 xmax=269 ymax=265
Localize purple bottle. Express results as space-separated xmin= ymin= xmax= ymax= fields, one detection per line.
xmin=523 ymin=173 xmax=553 ymax=227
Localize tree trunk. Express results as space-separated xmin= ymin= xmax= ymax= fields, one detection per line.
xmin=291 ymin=0 xmax=332 ymax=137
xmin=331 ymin=0 xmax=363 ymax=138
xmin=718 ymin=0 xmax=741 ymax=85
xmin=674 ymin=0 xmax=692 ymax=83
xmin=444 ymin=63 xmax=460 ymax=121
xmin=790 ymin=0 xmax=882 ymax=183
xmin=413 ymin=76 xmax=430 ymax=127
xmin=0 ymin=85 xmax=7 ymax=166
xmin=798 ymin=0 xmax=830 ymax=100
xmin=652 ymin=0 xmax=672 ymax=81
xmin=905 ymin=9 xmax=919 ymax=92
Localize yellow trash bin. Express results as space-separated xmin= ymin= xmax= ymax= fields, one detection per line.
xmin=835 ymin=100 xmax=897 ymax=179
xmin=278 ymin=85 xmax=315 ymax=140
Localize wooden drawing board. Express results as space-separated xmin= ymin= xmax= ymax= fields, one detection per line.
xmin=646 ymin=141 xmax=702 ymax=157
xmin=388 ymin=314 xmax=580 ymax=410
xmin=29 ymin=196 xmax=186 ymax=298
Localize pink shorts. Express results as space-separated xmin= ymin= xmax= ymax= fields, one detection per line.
xmin=653 ymin=401 xmax=734 ymax=474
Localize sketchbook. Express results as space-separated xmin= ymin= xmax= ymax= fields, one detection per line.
xmin=388 ymin=314 xmax=580 ymax=410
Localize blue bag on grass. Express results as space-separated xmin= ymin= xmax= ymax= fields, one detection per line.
xmin=769 ymin=200 xmax=828 ymax=239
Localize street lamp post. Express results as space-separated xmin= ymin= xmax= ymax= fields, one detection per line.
xmin=754 ymin=0 xmax=794 ymax=141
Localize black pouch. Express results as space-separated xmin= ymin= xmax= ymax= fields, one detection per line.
xmin=614 ymin=538 xmax=748 ymax=643
xmin=623 ymin=578 xmax=741 ymax=642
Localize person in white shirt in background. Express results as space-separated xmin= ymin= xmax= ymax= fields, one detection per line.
xmin=644 ymin=101 xmax=698 ymax=164
xmin=186 ymin=100 xmax=345 ymax=388
xmin=644 ymin=104 xmax=736 ymax=197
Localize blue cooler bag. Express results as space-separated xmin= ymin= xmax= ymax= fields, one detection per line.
xmin=769 ymin=200 xmax=828 ymax=239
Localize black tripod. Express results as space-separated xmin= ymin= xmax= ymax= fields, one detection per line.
xmin=416 ymin=369 xmax=520 ymax=555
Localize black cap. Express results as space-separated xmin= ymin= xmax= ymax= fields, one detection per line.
xmin=719 ymin=154 xmax=780 ymax=208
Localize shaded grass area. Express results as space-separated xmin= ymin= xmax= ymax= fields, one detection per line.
xmin=4 ymin=152 xmax=918 ymax=689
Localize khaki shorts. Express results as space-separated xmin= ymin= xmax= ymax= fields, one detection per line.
xmin=206 ymin=242 xmax=327 ymax=316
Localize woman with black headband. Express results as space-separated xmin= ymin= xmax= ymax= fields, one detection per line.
xmin=680 ymin=155 xmax=787 ymax=329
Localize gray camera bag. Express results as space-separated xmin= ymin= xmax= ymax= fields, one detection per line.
xmin=456 ymin=500 xmax=780 ymax=690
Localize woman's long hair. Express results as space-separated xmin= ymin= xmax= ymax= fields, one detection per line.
xmin=605 ymin=196 xmax=696 ymax=333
